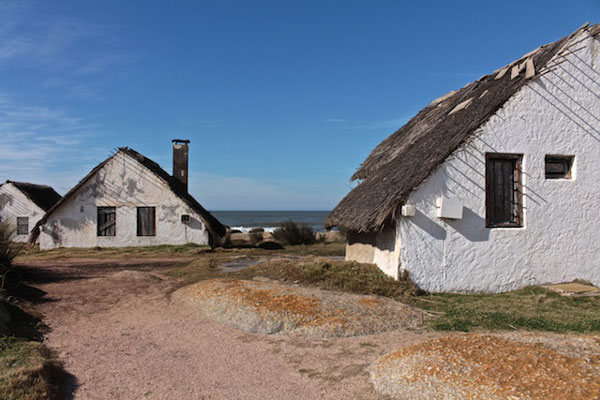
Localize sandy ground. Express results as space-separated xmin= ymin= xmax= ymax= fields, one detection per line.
xmin=17 ymin=258 xmax=436 ymax=400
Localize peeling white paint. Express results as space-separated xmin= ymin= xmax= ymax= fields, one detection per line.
xmin=38 ymin=152 xmax=210 ymax=249
xmin=0 ymin=182 xmax=44 ymax=242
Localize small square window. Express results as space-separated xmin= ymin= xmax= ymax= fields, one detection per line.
xmin=181 ymin=214 xmax=190 ymax=224
xmin=545 ymin=155 xmax=574 ymax=179
xmin=16 ymin=217 xmax=29 ymax=235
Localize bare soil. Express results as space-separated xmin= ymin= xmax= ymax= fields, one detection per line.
xmin=17 ymin=257 xmax=436 ymax=400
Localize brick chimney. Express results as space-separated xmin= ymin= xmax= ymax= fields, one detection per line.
xmin=172 ymin=139 xmax=190 ymax=191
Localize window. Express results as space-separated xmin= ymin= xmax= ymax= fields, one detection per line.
xmin=16 ymin=217 xmax=28 ymax=235
xmin=486 ymin=153 xmax=523 ymax=228
xmin=97 ymin=207 xmax=116 ymax=236
xmin=137 ymin=207 xmax=156 ymax=236
xmin=545 ymin=155 xmax=574 ymax=179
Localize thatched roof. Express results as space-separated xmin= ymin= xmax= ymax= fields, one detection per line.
xmin=326 ymin=23 xmax=599 ymax=232
xmin=4 ymin=180 xmax=62 ymax=211
xmin=31 ymin=147 xmax=226 ymax=246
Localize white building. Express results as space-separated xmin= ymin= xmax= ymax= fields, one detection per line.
xmin=326 ymin=24 xmax=600 ymax=293
xmin=32 ymin=141 xmax=225 ymax=249
xmin=0 ymin=181 xmax=62 ymax=242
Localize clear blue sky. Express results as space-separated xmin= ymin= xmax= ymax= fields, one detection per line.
xmin=0 ymin=0 xmax=598 ymax=210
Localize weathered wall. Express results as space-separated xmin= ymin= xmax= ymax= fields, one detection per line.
xmin=346 ymin=231 xmax=377 ymax=264
xmin=38 ymin=152 xmax=209 ymax=249
xmin=398 ymin=32 xmax=600 ymax=292
xmin=346 ymin=227 xmax=400 ymax=278
xmin=0 ymin=183 xmax=44 ymax=242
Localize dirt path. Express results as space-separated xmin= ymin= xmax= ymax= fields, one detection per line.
xmin=18 ymin=258 xmax=436 ymax=400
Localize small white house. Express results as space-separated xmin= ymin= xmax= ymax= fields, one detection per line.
xmin=32 ymin=141 xmax=225 ymax=249
xmin=326 ymin=23 xmax=600 ymax=293
xmin=0 ymin=181 xmax=62 ymax=242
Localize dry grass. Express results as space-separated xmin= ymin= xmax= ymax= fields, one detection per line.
xmin=17 ymin=240 xmax=345 ymax=262
xmin=0 ymin=337 xmax=64 ymax=400
xmin=17 ymin=242 xmax=211 ymax=261
xmin=19 ymin=242 xmax=600 ymax=334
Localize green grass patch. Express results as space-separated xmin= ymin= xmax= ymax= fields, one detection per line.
xmin=0 ymin=336 xmax=64 ymax=400
xmin=411 ymin=286 xmax=600 ymax=333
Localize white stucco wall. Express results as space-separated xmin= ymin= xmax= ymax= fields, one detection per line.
xmin=397 ymin=32 xmax=600 ymax=292
xmin=0 ymin=183 xmax=45 ymax=242
xmin=38 ymin=152 xmax=210 ymax=249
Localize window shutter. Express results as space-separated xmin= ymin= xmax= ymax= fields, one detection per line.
xmin=97 ymin=207 xmax=116 ymax=236
xmin=137 ymin=207 xmax=156 ymax=236
xmin=486 ymin=154 xmax=522 ymax=227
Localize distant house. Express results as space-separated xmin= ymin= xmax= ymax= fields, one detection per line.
xmin=326 ymin=24 xmax=600 ymax=293
xmin=32 ymin=140 xmax=226 ymax=249
xmin=0 ymin=181 xmax=62 ymax=242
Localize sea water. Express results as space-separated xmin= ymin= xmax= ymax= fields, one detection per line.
xmin=210 ymin=211 xmax=331 ymax=233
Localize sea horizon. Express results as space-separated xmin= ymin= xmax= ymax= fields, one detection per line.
xmin=210 ymin=210 xmax=332 ymax=232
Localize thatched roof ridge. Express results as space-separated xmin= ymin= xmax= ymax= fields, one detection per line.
xmin=326 ymin=24 xmax=596 ymax=232
xmin=31 ymin=147 xmax=225 ymax=246
xmin=3 ymin=180 xmax=62 ymax=211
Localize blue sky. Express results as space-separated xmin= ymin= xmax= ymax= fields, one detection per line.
xmin=0 ymin=0 xmax=598 ymax=210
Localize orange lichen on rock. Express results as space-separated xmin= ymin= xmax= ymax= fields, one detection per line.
xmin=204 ymin=280 xmax=348 ymax=328
xmin=359 ymin=297 xmax=383 ymax=307
xmin=173 ymin=278 xmax=426 ymax=337
xmin=372 ymin=334 xmax=600 ymax=400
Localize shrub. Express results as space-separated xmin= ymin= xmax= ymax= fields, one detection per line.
xmin=248 ymin=231 xmax=263 ymax=246
xmin=272 ymin=221 xmax=316 ymax=245
xmin=249 ymin=227 xmax=264 ymax=233
xmin=0 ymin=222 xmax=23 ymax=290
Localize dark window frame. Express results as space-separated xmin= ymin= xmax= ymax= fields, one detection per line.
xmin=97 ymin=207 xmax=116 ymax=237
xmin=545 ymin=155 xmax=574 ymax=179
xmin=16 ymin=217 xmax=29 ymax=235
xmin=485 ymin=153 xmax=523 ymax=228
xmin=137 ymin=206 xmax=156 ymax=236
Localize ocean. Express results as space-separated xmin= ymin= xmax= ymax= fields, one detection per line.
xmin=210 ymin=211 xmax=331 ymax=233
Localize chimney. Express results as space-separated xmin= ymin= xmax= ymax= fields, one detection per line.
xmin=172 ymin=139 xmax=190 ymax=191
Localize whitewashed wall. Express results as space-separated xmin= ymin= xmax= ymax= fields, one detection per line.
xmin=38 ymin=152 xmax=209 ymax=249
xmin=397 ymin=32 xmax=600 ymax=292
xmin=0 ymin=183 xmax=44 ymax=242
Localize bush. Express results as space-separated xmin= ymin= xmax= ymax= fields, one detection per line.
xmin=272 ymin=221 xmax=316 ymax=245
xmin=249 ymin=227 xmax=264 ymax=233
xmin=0 ymin=222 xmax=23 ymax=290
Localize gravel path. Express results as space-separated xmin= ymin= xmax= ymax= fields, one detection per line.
xmin=20 ymin=258 xmax=436 ymax=400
